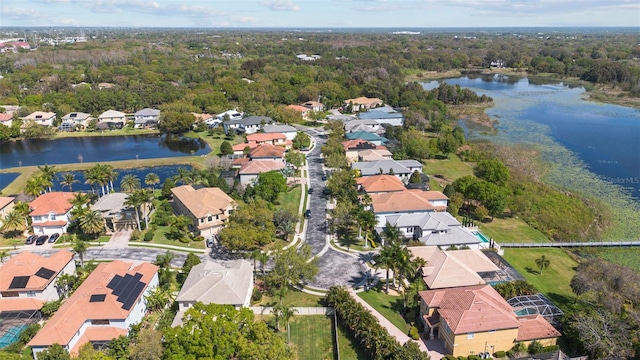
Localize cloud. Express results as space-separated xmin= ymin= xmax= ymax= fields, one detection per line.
xmin=261 ymin=0 xmax=300 ymax=11
xmin=0 ymin=6 xmax=46 ymax=19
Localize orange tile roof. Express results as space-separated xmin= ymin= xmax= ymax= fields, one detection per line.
xmin=29 ymin=192 xmax=75 ymax=216
xmin=171 ymin=185 xmax=235 ymax=218
xmin=247 ymin=133 xmax=287 ymax=142
xmin=370 ymin=190 xmax=447 ymax=213
xmin=0 ymin=298 xmax=46 ymax=312
xmin=516 ymin=315 xmax=561 ymax=341
xmin=250 ymin=143 xmax=285 ymax=158
xmin=356 ymin=175 xmax=405 ymax=193
xmin=0 ymin=196 xmax=14 ymax=209
xmin=231 ymin=157 xmax=251 ymax=166
xmin=191 ymin=113 xmax=213 ymax=122
xmin=238 ymin=160 xmax=285 ymax=175
xmin=232 ymin=142 xmax=259 ymax=152
xmin=344 ymin=97 xmax=383 ymax=106
xmin=32 ymin=220 xmax=68 ymax=226
xmin=28 ymin=261 xmax=158 ymax=348
xmin=0 ymin=250 xmax=74 ymax=292
xmin=286 ymin=105 xmax=309 ymax=113
xmin=419 ymin=285 xmax=521 ymax=334
xmin=342 ymin=139 xmax=377 ymax=151
xmin=69 ymin=327 xmax=128 ymax=355
xmin=0 ymin=113 xmax=12 ymax=122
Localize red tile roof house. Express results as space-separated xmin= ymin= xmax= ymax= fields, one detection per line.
xmin=0 ymin=250 xmax=76 ymax=312
xmin=369 ymin=189 xmax=448 ymax=228
xmin=249 ymin=143 xmax=286 ymax=161
xmin=0 ymin=113 xmax=13 ymax=127
xmin=356 ymin=175 xmax=406 ymax=194
xmin=238 ymin=160 xmax=285 ymax=186
xmin=29 ymin=192 xmax=77 ymax=235
xmin=232 ymin=133 xmax=290 ymax=154
xmin=28 ymin=261 xmax=159 ymax=358
xmin=170 ymin=185 xmax=236 ymax=238
xmin=286 ymin=105 xmax=310 ymax=120
xmin=418 ymin=285 xmax=561 ymax=358
xmin=342 ymin=139 xmax=380 ymax=162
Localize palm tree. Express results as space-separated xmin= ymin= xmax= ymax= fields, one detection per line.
xmin=72 ymin=236 xmax=88 ymax=268
xmin=257 ymin=252 xmax=269 ymax=277
xmin=55 ymin=273 xmax=76 ymax=298
xmin=358 ymin=208 xmax=377 ymax=248
xmin=535 ymin=255 xmax=550 ymax=275
xmin=102 ymin=165 xmax=117 ymax=193
xmin=273 ymin=303 xmax=297 ymax=336
xmin=24 ymin=176 xmax=46 ymax=198
xmin=70 ymin=192 xmax=91 ymax=208
xmin=59 ymin=173 xmax=79 ymax=192
xmin=381 ymin=222 xmax=402 ymax=246
xmin=137 ymin=190 xmax=154 ymax=229
xmin=78 ymin=209 xmax=104 ymax=239
xmin=124 ymin=192 xmax=143 ymax=231
xmin=144 ymin=287 xmax=170 ymax=312
xmin=120 ymin=174 xmax=141 ymax=193
xmin=37 ymin=164 xmax=56 ymax=192
xmin=144 ymin=172 xmax=160 ymax=190
xmin=249 ymin=249 xmax=262 ymax=274
xmin=0 ymin=250 xmax=9 ymax=263
xmin=13 ymin=202 xmax=31 ymax=228
xmin=1 ymin=210 xmax=26 ymax=233
xmin=84 ymin=164 xmax=107 ymax=196
xmin=374 ymin=242 xmax=397 ymax=293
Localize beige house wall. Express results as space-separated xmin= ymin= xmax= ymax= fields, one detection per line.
xmin=447 ymin=326 xmax=519 ymax=357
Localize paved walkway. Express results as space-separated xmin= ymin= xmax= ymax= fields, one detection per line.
xmin=103 ymin=231 xmax=131 ymax=249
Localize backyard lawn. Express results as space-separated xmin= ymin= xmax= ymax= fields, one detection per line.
xmin=257 ymin=289 xmax=324 ymax=307
xmin=478 ymin=216 xmax=550 ymax=244
xmin=277 ymin=184 xmax=302 ymax=214
xmin=502 ymin=248 xmax=579 ymax=311
xmin=357 ymin=288 xmax=410 ymax=334
xmin=283 ymin=316 xmax=335 ymax=360
xmin=423 ymin=154 xmax=474 ymax=185
xmin=336 ymin=321 xmax=368 ymax=360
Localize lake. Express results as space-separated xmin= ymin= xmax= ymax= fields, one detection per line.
xmin=434 ymin=75 xmax=640 ymax=201
xmin=0 ymin=134 xmax=209 ymax=169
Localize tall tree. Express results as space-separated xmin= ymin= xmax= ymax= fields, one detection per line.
xmin=1 ymin=209 xmax=26 ymax=233
xmin=254 ymin=171 xmax=287 ymax=204
xmin=72 ymin=236 xmax=88 ymax=268
xmin=218 ymin=199 xmax=275 ymax=251
xmin=78 ymin=209 xmax=104 ymax=239
xmin=37 ymin=164 xmax=57 ymax=192
xmin=535 ymin=255 xmax=550 ymax=275
xmin=120 ymin=174 xmax=141 ymax=193
xmin=128 ymin=328 xmax=164 ymax=360
xmin=267 ymin=244 xmax=318 ymax=290
xmin=144 ymin=172 xmax=160 ymax=190
xmin=59 ymin=173 xmax=78 ymax=192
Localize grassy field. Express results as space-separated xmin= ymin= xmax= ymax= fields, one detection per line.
xmin=258 ymin=289 xmax=324 ymax=307
xmin=478 ymin=216 xmax=550 ymax=244
xmin=357 ymin=288 xmax=410 ymax=334
xmin=502 ymin=248 xmax=579 ymax=311
xmin=336 ymin=321 xmax=367 ymax=360
xmin=278 ymin=184 xmax=302 ymax=214
xmin=576 ymin=247 xmax=640 ymax=273
xmin=423 ymin=154 xmax=474 ymax=186
xmin=283 ymin=316 xmax=335 ymax=360
xmin=139 ymin=226 xmax=206 ymax=249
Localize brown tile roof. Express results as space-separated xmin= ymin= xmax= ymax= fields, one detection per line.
xmin=286 ymin=105 xmax=309 ymax=113
xmin=370 ymin=190 xmax=447 ymax=213
xmin=232 ymin=142 xmax=259 ymax=152
xmin=344 ymin=97 xmax=383 ymax=106
xmin=247 ymin=133 xmax=287 ymax=142
xmin=356 ymin=175 xmax=405 ymax=193
xmin=516 ymin=315 xmax=561 ymax=341
xmin=342 ymin=139 xmax=377 ymax=151
xmin=0 ymin=250 xmax=74 ymax=292
xmin=0 ymin=196 xmax=14 ymax=209
xmin=419 ymin=285 xmax=520 ymax=334
xmin=28 ymin=261 xmax=158 ymax=348
xmin=29 ymin=192 xmax=75 ymax=216
xmin=171 ymin=185 xmax=235 ymax=218
xmin=231 ymin=157 xmax=251 ymax=166
xmin=0 ymin=113 xmax=12 ymax=122
xmin=0 ymin=298 xmax=46 ymax=312
xmin=191 ymin=113 xmax=213 ymax=122
xmin=238 ymin=160 xmax=285 ymax=175
xmin=250 ymin=143 xmax=285 ymax=158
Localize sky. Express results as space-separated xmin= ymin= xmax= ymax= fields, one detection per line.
xmin=1 ymin=0 xmax=639 ymax=28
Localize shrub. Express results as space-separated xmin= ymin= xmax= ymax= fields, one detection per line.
xmin=528 ymin=340 xmax=544 ymax=354
xmin=252 ymin=288 xmax=263 ymax=303
xmin=468 ymin=356 xmax=481 ymax=360
xmin=542 ymin=345 xmax=559 ymax=352
xmin=408 ymin=325 xmax=420 ymax=340
xmin=144 ymin=231 xmax=155 ymax=242
xmin=493 ymin=350 xmax=507 ymax=358
xmin=40 ymin=299 xmax=62 ymax=317
xmin=443 ymin=356 xmax=457 ymax=360
xmin=130 ymin=230 xmax=141 ymax=241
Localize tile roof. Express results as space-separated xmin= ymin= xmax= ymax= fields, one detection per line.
xmin=370 ymin=190 xmax=447 ymax=213
xmin=61 ymin=112 xmax=92 ymax=122
xmin=356 ymin=175 xmax=406 ymax=193
xmin=29 ymin=192 xmax=75 ymax=216
xmin=23 ymin=111 xmax=55 ymax=120
xmin=232 ymin=142 xmax=259 ymax=152
xmin=176 ymin=259 xmax=252 ymax=305
xmin=0 ymin=250 xmax=74 ymax=292
xmin=0 ymin=113 xmax=13 ymax=122
xmin=262 ymin=124 xmax=297 ymax=133
xmin=28 ymin=261 xmax=158 ymax=348
xmin=250 ymin=143 xmax=285 ymax=158
xmin=247 ymin=132 xmax=287 ymax=142
xmin=351 ymin=159 xmax=420 ymax=176
xmin=0 ymin=298 xmax=46 ymax=312
xmin=171 ymin=185 xmax=235 ymax=218
xmin=286 ymin=105 xmax=309 ymax=112
xmin=419 ymin=285 xmax=521 ymax=334
xmin=358 ymin=109 xmax=404 ymax=120
xmin=192 ymin=113 xmax=213 ymax=122
xmin=342 ymin=139 xmax=377 ymax=151
xmin=98 ymin=110 xmax=125 ymax=119
xmin=358 ymin=149 xmax=393 ymax=161
xmin=0 ymin=196 xmax=14 ymax=209
xmin=516 ymin=314 xmax=562 ymax=341
xmin=238 ymin=160 xmax=285 ymax=175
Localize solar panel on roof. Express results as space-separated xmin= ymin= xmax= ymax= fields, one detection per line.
xmin=121 ymin=282 xmax=146 ymax=310
xmin=35 ymin=267 xmax=56 ymax=280
xmin=89 ymin=294 xmax=106 ymax=302
xmin=9 ymin=276 xmax=30 ymax=289
xmin=107 ymin=272 xmax=147 ymax=310
xmin=107 ymin=274 xmax=123 ymax=291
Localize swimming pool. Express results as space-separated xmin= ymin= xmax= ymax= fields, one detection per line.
xmin=0 ymin=324 xmax=27 ymax=349
xmin=473 ymin=231 xmax=490 ymax=243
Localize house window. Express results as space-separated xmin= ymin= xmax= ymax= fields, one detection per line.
xmin=407 ymin=227 xmax=413 ymax=233
xmin=1 ymin=291 xmax=19 ymax=297
xmin=91 ymin=319 xmax=110 ymax=325
xmin=216 ymin=215 xmax=219 ymax=220
xmin=27 ymin=292 xmax=36 ymax=297
xmin=467 ymin=332 xmax=475 ymax=339
xmin=208 ymin=216 xmax=213 ymax=222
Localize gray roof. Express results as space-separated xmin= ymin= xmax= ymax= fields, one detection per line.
xmin=175 ymin=259 xmax=253 ymax=306
xmin=134 ymin=108 xmax=160 ymax=116
xmin=62 ymin=112 xmax=92 ymax=121
xmin=352 ymin=159 xmax=422 ymax=176
xmin=386 ymin=212 xmax=460 ymax=231
xmin=327 ymin=114 xmax=356 ymax=122
xmin=90 ymin=193 xmax=129 ymax=215
xmin=419 ymin=226 xmax=481 ymax=247
xmin=263 ymin=124 xmax=297 ymax=133
xmin=358 ymin=108 xmax=404 ymax=120
xmin=226 ymin=116 xmax=273 ymax=127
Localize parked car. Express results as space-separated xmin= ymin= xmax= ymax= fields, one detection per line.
xmin=25 ymin=235 xmax=37 ymax=245
xmin=48 ymin=233 xmax=60 ymax=243
xmin=322 ymin=187 xmax=330 ymax=196
xmin=35 ymin=235 xmax=49 ymax=246
xmin=308 ymin=187 xmax=314 ymax=194
xmin=304 ymin=209 xmax=311 ymax=218
xmin=206 ymin=238 xmax=214 ymax=248
xmin=321 ymin=174 xmax=327 ymax=181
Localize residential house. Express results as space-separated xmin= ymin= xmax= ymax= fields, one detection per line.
xmin=358 ymin=149 xmax=393 ymax=162
xmin=22 ymin=112 xmax=56 ymax=127
xmin=0 ymin=113 xmax=13 ymax=127
xmin=369 ymin=190 xmax=448 ymax=228
xmin=170 ymin=185 xmax=236 ymax=238
xmin=238 ymin=160 xmax=285 ymax=186
xmin=29 ymin=192 xmax=76 ymax=235
xmin=345 ymin=131 xmax=388 ymax=146
xmin=344 ymin=119 xmax=383 ymax=134
xmin=172 ymin=259 xmax=253 ymax=327
xmin=28 ymin=261 xmax=159 ymax=358
xmin=232 ymin=133 xmax=290 ymax=154
xmin=418 ymin=285 xmax=560 ymax=357
xmin=356 ymin=175 xmax=406 ymax=194
xmin=90 ymin=193 xmax=137 ymax=233
xmin=383 ymin=212 xmax=481 ymax=249
xmin=219 ymin=170 xmax=238 ymax=189
xmin=192 ymin=113 xmax=214 ymax=124
xmin=342 ymin=139 xmax=380 ymax=162
xmin=286 ymin=105 xmax=310 ymax=120
xmin=97 ymin=110 xmax=126 ymax=129
xmin=0 ymin=250 xmax=75 ymax=306
xmin=133 ymin=108 xmax=160 ymax=129
xmin=60 ymin=112 xmax=93 ymax=131
xmin=98 ymin=83 xmax=116 ymax=90
xmin=302 ymin=101 xmax=324 ymax=112
xmin=215 ymin=110 xmax=244 ymax=122
xmin=352 ymin=159 xmax=423 ymax=182
xmin=0 ymin=197 xmax=15 ymax=227
xmin=262 ymin=124 xmax=298 ymax=141
xmin=343 ymin=97 xmax=383 ymax=112
xmin=223 ymin=116 xmax=273 ymax=135
xmin=249 ymin=143 xmax=286 ymax=161
xmin=410 ymin=246 xmax=499 ymax=289
xmin=358 ymin=106 xmax=404 ymax=127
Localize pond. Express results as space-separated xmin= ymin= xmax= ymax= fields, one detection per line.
xmin=0 ymin=134 xmax=209 ymax=168
xmin=0 ymin=173 xmax=19 ymax=191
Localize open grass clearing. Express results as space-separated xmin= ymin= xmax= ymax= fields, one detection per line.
xmin=477 ymin=216 xmax=550 ymax=244
xmin=282 ymin=315 xmax=335 ymax=360
xmin=277 ymin=184 xmax=302 ymax=215
xmin=336 ymin=321 xmax=368 ymax=360
xmin=357 ymin=287 xmax=410 ymax=334
xmin=502 ymin=248 xmax=579 ymax=312
xmin=423 ymin=154 xmax=474 ymax=186
xmin=256 ymin=288 xmax=324 ymax=307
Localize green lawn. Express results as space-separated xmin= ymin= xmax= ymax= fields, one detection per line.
xmin=140 ymin=226 xmax=206 ymax=249
xmin=502 ymin=248 xmax=579 ymax=311
xmin=423 ymin=154 xmax=474 ymax=185
xmin=185 ymin=131 xmax=243 ymax=156
xmin=478 ymin=216 xmax=550 ymax=244
xmin=336 ymin=321 xmax=368 ymax=360
xmin=357 ymin=288 xmax=410 ymax=334
xmin=258 ymin=289 xmax=324 ymax=307
xmin=283 ymin=316 xmax=335 ymax=360
xmin=277 ymin=184 xmax=302 ymax=215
